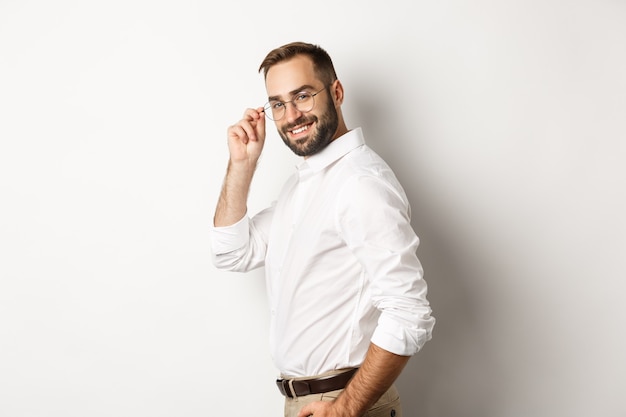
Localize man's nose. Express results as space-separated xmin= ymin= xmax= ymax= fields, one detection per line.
xmin=284 ymin=102 xmax=303 ymax=122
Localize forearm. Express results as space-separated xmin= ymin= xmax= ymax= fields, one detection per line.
xmin=334 ymin=343 xmax=410 ymax=417
xmin=214 ymin=160 xmax=257 ymax=227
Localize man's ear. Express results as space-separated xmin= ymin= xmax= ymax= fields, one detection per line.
xmin=330 ymin=79 xmax=344 ymax=106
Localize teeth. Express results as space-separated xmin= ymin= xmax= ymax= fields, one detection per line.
xmin=292 ymin=125 xmax=309 ymax=134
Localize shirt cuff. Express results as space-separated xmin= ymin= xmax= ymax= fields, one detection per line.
xmin=370 ymin=312 xmax=433 ymax=356
xmin=209 ymin=216 xmax=250 ymax=254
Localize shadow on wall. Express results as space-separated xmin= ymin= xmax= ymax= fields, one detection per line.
xmin=349 ymin=83 xmax=504 ymax=417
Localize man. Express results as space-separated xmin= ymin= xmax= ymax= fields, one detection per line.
xmin=210 ymin=42 xmax=435 ymax=417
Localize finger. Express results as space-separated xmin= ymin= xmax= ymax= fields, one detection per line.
xmin=239 ymin=119 xmax=259 ymax=142
xmin=228 ymin=124 xmax=250 ymax=145
xmin=243 ymin=107 xmax=262 ymax=121
xmin=256 ymin=107 xmax=266 ymax=132
xmin=234 ymin=108 xmax=265 ymax=143
xmin=297 ymin=404 xmax=314 ymax=417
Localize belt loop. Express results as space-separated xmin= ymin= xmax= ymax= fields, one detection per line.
xmin=288 ymin=379 xmax=298 ymax=401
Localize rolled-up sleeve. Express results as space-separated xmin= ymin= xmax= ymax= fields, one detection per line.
xmin=336 ymin=174 xmax=435 ymax=356
xmin=210 ymin=215 xmax=250 ymax=254
xmin=210 ymin=205 xmax=275 ymax=272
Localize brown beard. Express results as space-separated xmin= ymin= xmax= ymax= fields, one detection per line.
xmin=278 ymin=97 xmax=339 ymax=157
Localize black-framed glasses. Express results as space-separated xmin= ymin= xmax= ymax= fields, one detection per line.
xmin=263 ymin=87 xmax=327 ymax=121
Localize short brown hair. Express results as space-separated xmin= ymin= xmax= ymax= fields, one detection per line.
xmin=258 ymin=41 xmax=338 ymax=86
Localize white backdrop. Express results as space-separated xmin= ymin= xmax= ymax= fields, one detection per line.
xmin=1 ymin=1 xmax=625 ymax=416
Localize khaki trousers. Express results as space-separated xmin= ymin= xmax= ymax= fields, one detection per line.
xmin=283 ymin=383 xmax=402 ymax=417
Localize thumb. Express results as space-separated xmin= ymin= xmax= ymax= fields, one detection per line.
xmin=297 ymin=404 xmax=314 ymax=417
xmin=256 ymin=107 xmax=266 ymax=138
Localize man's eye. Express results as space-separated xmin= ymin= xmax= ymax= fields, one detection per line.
xmin=294 ymin=93 xmax=310 ymax=102
xmin=271 ymin=102 xmax=284 ymax=109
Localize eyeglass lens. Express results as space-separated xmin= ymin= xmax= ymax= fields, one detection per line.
xmin=264 ymin=92 xmax=316 ymax=121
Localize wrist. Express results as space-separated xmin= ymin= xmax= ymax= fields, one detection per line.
xmin=228 ymin=158 xmax=257 ymax=175
xmin=331 ymin=393 xmax=362 ymax=417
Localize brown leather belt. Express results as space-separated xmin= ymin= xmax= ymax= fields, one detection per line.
xmin=276 ymin=368 xmax=358 ymax=398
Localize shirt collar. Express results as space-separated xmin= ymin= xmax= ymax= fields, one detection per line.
xmin=297 ymin=127 xmax=365 ymax=174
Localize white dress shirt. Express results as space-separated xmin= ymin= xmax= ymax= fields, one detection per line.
xmin=210 ymin=128 xmax=435 ymax=377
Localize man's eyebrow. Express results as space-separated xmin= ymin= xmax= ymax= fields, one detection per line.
xmin=268 ymin=84 xmax=317 ymax=101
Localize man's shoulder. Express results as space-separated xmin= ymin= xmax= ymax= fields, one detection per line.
xmin=338 ymin=144 xmax=395 ymax=177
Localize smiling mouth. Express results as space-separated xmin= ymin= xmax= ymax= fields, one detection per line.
xmin=290 ymin=122 xmax=313 ymax=136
